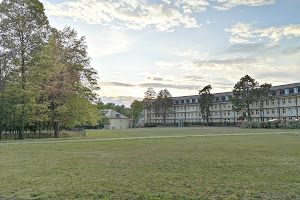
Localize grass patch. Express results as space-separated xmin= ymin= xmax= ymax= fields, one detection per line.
xmin=0 ymin=127 xmax=299 ymax=199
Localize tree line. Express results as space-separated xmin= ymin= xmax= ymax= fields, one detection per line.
xmin=0 ymin=0 xmax=100 ymax=139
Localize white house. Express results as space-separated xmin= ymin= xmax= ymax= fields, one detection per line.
xmin=103 ymin=109 xmax=130 ymax=129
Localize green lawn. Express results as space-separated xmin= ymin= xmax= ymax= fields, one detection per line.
xmin=0 ymin=127 xmax=299 ymax=199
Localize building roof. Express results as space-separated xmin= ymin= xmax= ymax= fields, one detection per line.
xmin=103 ymin=109 xmax=129 ymax=119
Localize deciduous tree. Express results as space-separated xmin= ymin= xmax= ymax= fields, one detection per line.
xmin=153 ymin=89 xmax=173 ymax=125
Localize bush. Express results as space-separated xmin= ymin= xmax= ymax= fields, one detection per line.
xmin=240 ymin=120 xmax=300 ymax=129
xmin=144 ymin=122 xmax=157 ymax=127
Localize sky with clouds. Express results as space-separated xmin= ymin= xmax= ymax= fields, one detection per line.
xmin=41 ymin=0 xmax=300 ymax=106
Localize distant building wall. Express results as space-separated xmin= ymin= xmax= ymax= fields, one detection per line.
xmin=109 ymin=118 xmax=129 ymax=129
xmin=143 ymin=82 xmax=300 ymax=124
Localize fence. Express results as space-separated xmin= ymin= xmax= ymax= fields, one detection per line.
xmin=0 ymin=128 xmax=86 ymax=141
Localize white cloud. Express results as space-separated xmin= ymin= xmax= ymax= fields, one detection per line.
xmin=226 ymin=22 xmax=300 ymax=46
xmin=212 ymin=0 xmax=276 ymax=10
xmin=175 ymin=0 xmax=209 ymax=12
xmin=43 ymin=0 xmax=200 ymax=32
xmin=86 ymin=29 xmax=134 ymax=57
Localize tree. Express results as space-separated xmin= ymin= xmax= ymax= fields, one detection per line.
xmin=153 ymin=89 xmax=173 ymax=125
xmin=256 ymin=83 xmax=272 ymax=121
xmin=0 ymin=0 xmax=50 ymax=138
xmin=231 ymin=75 xmax=259 ymax=121
xmin=130 ymin=100 xmax=144 ymax=127
xmin=143 ymin=88 xmax=156 ymax=123
xmin=199 ymin=85 xmax=214 ymax=126
xmin=36 ymin=27 xmax=99 ymax=138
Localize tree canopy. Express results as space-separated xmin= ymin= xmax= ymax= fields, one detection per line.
xmin=0 ymin=0 xmax=99 ymax=139
xmin=153 ymin=89 xmax=173 ymax=125
xmin=199 ymin=85 xmax=214 ymax=126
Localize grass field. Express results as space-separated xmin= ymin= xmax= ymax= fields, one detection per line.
xmin=0 ymin=127 xmax=300 ymax=199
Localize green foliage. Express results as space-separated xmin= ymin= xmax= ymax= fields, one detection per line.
xmin=0 ymin=0 xmax=50 ymax=138
xmin=241 ymin=120 xmax=300 ymax=129
xmin=130 ymin=100 xmax=144 ymax=127
xmin=199 ymin=85 xmax=214 ymax=125
xmin=0 ymin=1 xmax=99 ymax=139
xmin=97 ymin=100 xmax=130 ymax=117
xmin=144 ymin=122 xmax=157 ymax=127
xmin=231 ymin=75 xmax=258 ymax=121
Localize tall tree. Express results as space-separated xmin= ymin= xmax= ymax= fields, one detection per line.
xmin=36 ymin=27 xmax=99 ymax=138
xmin=153 ymin=89 xmax=173 ymax=125
xmin=0 ymin=0 xmax=50 ymax=138
xmin=231 ymin=75 xmax=259 ymax=121
xmin=143 ymin=87 xmax=156 ymax=123
xmin=199 ymin=85 xmax=214 ymax=126
xmin=256 ymin=83 xmax=272 ymax=121
xmin=130 ymin=100 xmax=144 ymax=127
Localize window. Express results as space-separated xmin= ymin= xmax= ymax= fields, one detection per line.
xmin=288 ymin=109 xmax=292 ymax=115
xmin=266 ymin=100 xmax=269 ymax=106
xmin=266 ymin=109 xmax=269 ymax=115
xmin=283 ymin=108 xmax=286 ymax=114
xmin=285 ymin=89 xmax=289 ymax=94
xmin=288 ymin=98 xmax=292 ymax=104
xmin=215 ymin=105 xmax=217 ymax=109
xmin=216 ymin=97 xmax=219 ymax=101
xmin=277 ymin=109 xmax=280 ymax=114
xmin=272 ymin=109 xmax=275 ymax=114
xmin=283 ymin=99 xmax=286 ymax=105
xmin=224 ymin=104 xmax=226 ymax=109
xmin=271 ymin=100 xmax=275 ymax=105
xmin=256 ymin=110 xmax=259 ymax=115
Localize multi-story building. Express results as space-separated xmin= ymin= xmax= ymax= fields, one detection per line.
xmin=143 ymin=82 xmax=300 ymax=124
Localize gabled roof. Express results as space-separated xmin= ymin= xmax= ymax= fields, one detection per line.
xmin=103 ymin=109 xmax=129 ymax=119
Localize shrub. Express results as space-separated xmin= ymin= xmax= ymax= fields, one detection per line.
xmin=240 ymin=120 xmax=300 ymax=129
xmin=144 ymin=122 xmax=157 ymax=127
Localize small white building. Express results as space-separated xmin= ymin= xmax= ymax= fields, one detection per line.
xmin=103 ymin=109 xmax=130 ymax=129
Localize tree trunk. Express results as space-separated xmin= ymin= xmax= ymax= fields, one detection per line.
xmin=53 ymin=121 xmax=59 ymax=138
xmin=39 ymin=122 xmax=42 ymax=139
xmin=247 ymin=102 xmax=251 ymax=122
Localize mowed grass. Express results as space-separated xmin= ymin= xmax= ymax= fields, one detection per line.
xmin=0 ymin=128 xmax=299 ymax=199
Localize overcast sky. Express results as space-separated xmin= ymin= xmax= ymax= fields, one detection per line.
xmin=42 ymin=0 xmax=300 ymax=106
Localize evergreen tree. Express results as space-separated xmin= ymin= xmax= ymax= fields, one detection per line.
xmin=231 ymin=75 xmax=259 ymax=121
xmin=199 ymin=85 xmax=214 ymax=126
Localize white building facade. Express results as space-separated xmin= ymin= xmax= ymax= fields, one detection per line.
xmin=144 ymin=82 xmax=300 ymax=124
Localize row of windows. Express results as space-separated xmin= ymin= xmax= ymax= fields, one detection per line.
xmin=173 ymin=88 xmax=299 ymax=105
xmin=256 ymin=97 xmax=298 ymax=107
xmin=149 ymin=108 xmax=299 ymax=119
